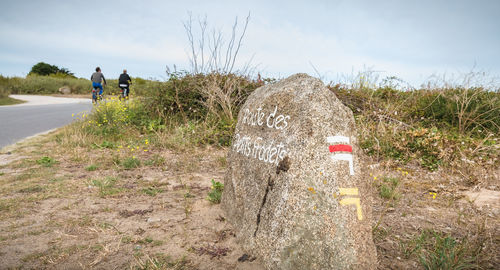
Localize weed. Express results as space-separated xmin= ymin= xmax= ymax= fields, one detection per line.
xmin=141 ymin=187 xmax=163 ymax=197
xmin=48 ymin=177 xmax=64 ymax=183
xmin=152 ymin=240 xmax=164 ymax=247
xmin=207 ymin=179 xmax=224 ymax=204
xmin=138 ymin=237 xmax=154 ymax=244
xmin=420 ymin=232 xmax=478 ymax=270
xmin=90 ymin=176 xmax=122 ymax=197
xmin=85 ymin=164 xmax=98 ymax=171
xmin=18 ymin=185 xmax=44 ymax=193
xmin=216 ymin=156 xmax=227 ymax=167
xmin=123 ymin=157 xmax=141 ymax=169
xmin=93 ymin=140 xmax=115 ymax=149
xmin=144 ymin=154 xmax=165 ymax=167
xmin=122 ymin=235 xmax=133 ymax=244
xmin=378 ymin=176 xmax=400 ymax=200
xmin=133 ymin=253 xmax=191 ymax=270
xmin=36 ymin=156 xmax=56 ymax=167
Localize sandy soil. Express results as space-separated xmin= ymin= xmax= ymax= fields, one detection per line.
xmin=0 ymin=135 xmax=264 ymax=269
xmin=0 ymin=132 xmax=498 ymax=269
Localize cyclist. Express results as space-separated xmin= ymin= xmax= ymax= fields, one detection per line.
xmin=91 ymin=67 xmax=106 ymax=101
xmin=118 ymin=69 xmax=132 ymax=100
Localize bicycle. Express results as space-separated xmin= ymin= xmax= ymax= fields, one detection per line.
xmin=92 ymin=85 xmax=103 ymax=104
xmin=119 ymin=84 xmax=129 ymax=101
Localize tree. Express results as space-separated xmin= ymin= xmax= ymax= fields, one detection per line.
xmin=29 ymin=62 xmax=74 ymax=77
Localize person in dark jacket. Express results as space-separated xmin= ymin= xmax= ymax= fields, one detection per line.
xmin=118 ymin=69 xmax=132 ymax=98
xmin=91 ymin=67 xmax=106 ymax=96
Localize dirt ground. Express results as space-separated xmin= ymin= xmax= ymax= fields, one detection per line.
xmin=0 ymin=132 xmax=498 ymax=269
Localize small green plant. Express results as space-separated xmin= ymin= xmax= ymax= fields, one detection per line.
xmin=207 ymin=179 xmax=224 ymax=204
xmin=85 ymin=164 xmax=98 ymax=171
xmin=137 ymin=236 xmax=154 ymax=244
xmin=123 ymin=157 xmax=141 ymax=169
xmin=18 ymin=185 xmax=44 ymax=193
xmin=134 ymin=253 xmax=189 ymax=270
xmin=378 ymin=177 xmax=400 ymax=200
xmin=144 ymin=154 xmax=165 ymax=166
xmin=91 ymin=177 xmax=122 ymax=197
xmin=36 ymin=156 xmax=56 ymax=167
xmin=121 ymin=235 xmax=133 ymax=244
xmin=419 ymin=233 xmax=477 ymax=270
xmin=141 ymin=187 xmax=163 ymax=197
xmin=93 ymin=140 xmax=115 ymax=149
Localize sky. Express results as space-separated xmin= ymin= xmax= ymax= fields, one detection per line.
xmin=0 ymin=0 xmax=499 ymax=87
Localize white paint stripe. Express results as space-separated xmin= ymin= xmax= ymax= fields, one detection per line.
xmin=326 ymin=136 xmax=350 ymax=144
xmin=331 ymin=153 xmax=354 ymax=175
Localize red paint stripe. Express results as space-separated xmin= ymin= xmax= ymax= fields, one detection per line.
xmin=329 ymin=144 xmax=352 ymax=153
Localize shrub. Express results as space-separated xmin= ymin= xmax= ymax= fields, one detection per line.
xmin=331 ymin=83 xmax=500 ymax=171
xmin=83 ymin=98 xmax=150 ymax=137
xmin=144 ymin=72 xmax=260 ymax=146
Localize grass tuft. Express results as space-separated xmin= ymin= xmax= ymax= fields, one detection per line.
xmin=123 ymin=157 xmax=141 ymax=169
xmin=90 ymin=176 xmax=122 ymax=197
xmin=36 ymin=156 xmax=56 ymax=167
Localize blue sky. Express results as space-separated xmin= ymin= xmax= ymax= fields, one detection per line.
xmin=0 ymin=0 xmax=499 ymax=87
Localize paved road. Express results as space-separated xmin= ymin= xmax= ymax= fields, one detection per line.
xmin=0 ymin=97 xmax=92 ymax=149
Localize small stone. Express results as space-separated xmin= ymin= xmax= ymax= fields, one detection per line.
xmin=147 ymin=217 xmax=161 ymax=223
xmin=58 ymin=86 xmax=71 ymax=95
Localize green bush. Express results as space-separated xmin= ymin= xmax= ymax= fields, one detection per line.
xmin=82 ymin=98 xmax=150 ymax=137
xmin=143 ymin=72 xmax=260 ymax=146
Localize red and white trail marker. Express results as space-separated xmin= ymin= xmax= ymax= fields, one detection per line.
xmin=327 ymin=136 xmax=354 ymax=175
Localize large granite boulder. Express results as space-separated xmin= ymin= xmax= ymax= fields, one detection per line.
xmin=222 ymin=74 xmax=377 ymax=269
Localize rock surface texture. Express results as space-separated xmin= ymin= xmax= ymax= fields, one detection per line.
xmin=222 ymin=74 xmax=377 ymax=269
